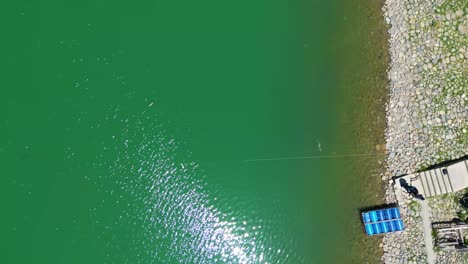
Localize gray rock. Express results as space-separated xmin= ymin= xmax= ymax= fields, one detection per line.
xmin=458 ymin=24 xmax=468 ymax=35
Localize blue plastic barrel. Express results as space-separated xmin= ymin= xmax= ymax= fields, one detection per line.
xmin=392 ymin=208 xmax=401 ymax=218
xmin=362 ymin=213 xmax=370 ymax=223
xmin=370 ymin=211 xmax=378 ymax=222
xmin=365 ymin=224 xmax=374 ymax=235
xmin=380 ymin=222 xmax=389 ymax=233
xmin=387 ymin=220 xmax=395 ymax=232
xmin=372 ymin=223 xmax=381 ymax=234
xmin=395 ymin=220 xmax=404 ymax=231
xmin=384 ymin=209 xmax=392 ymax=220
xmin=389 ymin=208 xmax=396 ymax=218
xmin=392 ymin=220 xmax=402 ymax=231
xmin=377 ymin=210 xmax=385 ymax=221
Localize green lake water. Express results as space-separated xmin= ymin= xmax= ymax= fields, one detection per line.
xmin=1 ymin=0 xmax=389 ymax=263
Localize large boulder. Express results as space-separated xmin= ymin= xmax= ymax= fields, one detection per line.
xmin=458 ymin=23 xmax=468 ymax=35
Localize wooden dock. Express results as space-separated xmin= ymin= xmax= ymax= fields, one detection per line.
xmin=398 ymin=159 xmax=468 ymax=198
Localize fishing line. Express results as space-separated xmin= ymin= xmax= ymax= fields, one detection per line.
xmin=245 ymin=153 xmax=385 ymax=162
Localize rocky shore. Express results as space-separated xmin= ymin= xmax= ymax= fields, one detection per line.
xmin=381 ymin=0 xmax=467 ymax=263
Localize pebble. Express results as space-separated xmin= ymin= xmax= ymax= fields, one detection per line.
xmin=382 ymin=0 xmax=467 ymax=263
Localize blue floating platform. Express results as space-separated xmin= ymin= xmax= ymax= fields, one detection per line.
xmin=361 ymin=207 xmax=404 ymax=236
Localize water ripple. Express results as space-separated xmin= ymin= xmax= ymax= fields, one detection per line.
xmin=94 ymin=111 xmax=302 ymax=263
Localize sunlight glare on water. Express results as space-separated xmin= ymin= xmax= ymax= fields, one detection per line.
xmin=93 ymin=111 xmax=299 ymax=264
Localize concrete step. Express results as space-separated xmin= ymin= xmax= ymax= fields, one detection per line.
xmin=426 ymin=171 xmax=437 ymax=196
xmin=426 ymin=171 xmax=438 ymax=196
xmin=417 ymin=173 xmax=428 ymax=197
xmin=440 ymin=168 xmax=454 ymax=193
xmin=434 ymin=168 xmax=448 ymax=194
xmin=447 ymin=162 xmax=468 ymax=192
xmin=397 ymin=159 xmax=468 ymax=198
xmin=430 ymin=170 xmax=443 ymax=195
xmin=421 ymin=171 xmax=433 ymax=197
